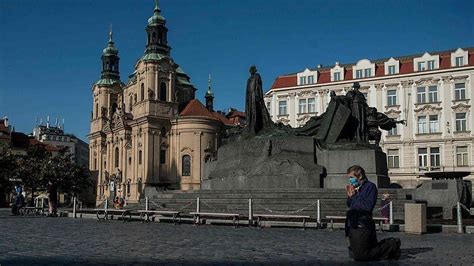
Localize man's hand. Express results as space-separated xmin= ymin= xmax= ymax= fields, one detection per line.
xmin=345 ymin=185 xmax=355 ymax=198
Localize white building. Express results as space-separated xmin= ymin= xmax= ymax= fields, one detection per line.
xmin=265 ymin=47 xmax=474 ymax=188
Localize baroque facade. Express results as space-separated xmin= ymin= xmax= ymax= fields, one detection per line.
xmin=89 ymin=3 xmax=231 ymax=204
xmin=265 ymin=47 xmax=474 ymax=188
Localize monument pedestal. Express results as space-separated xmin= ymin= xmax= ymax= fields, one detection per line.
xmin=202 ymin=136 xmax=323 ymax=190
xmin=316 ymin=147 xmax=390 ymax=188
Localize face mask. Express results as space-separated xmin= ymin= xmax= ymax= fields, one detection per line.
xmin=349 ymin=177 xmax=360 ymax=187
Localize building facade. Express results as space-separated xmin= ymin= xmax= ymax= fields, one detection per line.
xmin=89 ymin=3 xmax=232 ymax=204
xmin=265 ymin=47 xmax=474 ymax=188
xmin=32 ymin=118 xmax=89 ymax=166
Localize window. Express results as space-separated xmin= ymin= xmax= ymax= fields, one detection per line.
xmin=182 ymin=155 xmax=191 ymax=176
xmin=418 ymin=116 xmax=427 ymax=133
xmin=418 ymin=62 xmax=425 ymax=71
xmin=128 ymin=157 xmax=131 ymax=165
xmin=418 ymin=148 xmax=428 ymax=170
xmin=139 ymin=150 xmax=142 ymax=164
xmin=307 ymin=76 xmax=314 ymax=84
xmin=160 ymin=82 xmax=167 ymax=101
xmin=160 ymin=150 xmax=166 ymax=164
xmin=387 ymin=149 xmax=400 ymax=168
xmin=129 ymin=96 xmax=133 ymax=112
xmin=95 ymin=103 xmax=99 ymax=118
xmin=456 ymin=146 xmax=468 ymax=166
xmin=334 ymin=72 xmax=341 ymax=81
xmin=94 ymin=159 xmax=97 ymax=170
xmin=356 ymin=70 xmax=363 ymax=79
xmin=427 ymin=60 xmax=435 ymax=70
xmin=364 ymin=68 xmax=371 ymax=77
xmin=266 ymin=102 xmax=271 ymax=114
xmin=278 ymin=101 xmax=287 ymax=115
xmin=428 ymin=86 xmax=438 ymax=102
xmin=417 ymin=87 xmax=426 ymax=103
xmin=388 ymin=65 xmax=396 ymax=75
xmin=455 ymin=56 xmax=464 ymax=67
xmin=114 ymin=147 xmax=119 ymax=168
xmin=140 ymin=83 xmax=145 ymax=101
xmin=387 ymin=89 xmax=397 ymax=106
xmin=455 ymin=113 xmax=467 ymax=132
xmin=300 ymin=76 xmax=306 ymax=85
xmin=429 ymin=115 xmax=439 ymax=133
xmin=308 ymin=98 xmax=316 ymax=113
xmin=430 ymin=147 xmax=440 ymax=169
xmin=298 ymin=99 xmax=307 ymax=114
xmin=455 ymin=83 xmax=466 ymax=100
xmin=388 ymin=125 xmax=398 ymax=136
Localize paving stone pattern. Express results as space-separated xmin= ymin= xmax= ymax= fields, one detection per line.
xmin=0 ymin=209 xmax=472 ymax=265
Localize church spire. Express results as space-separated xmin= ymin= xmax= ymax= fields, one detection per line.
xmin=145 ymin=0 xmax=170 ymax=56
xmin=205 ymin=74 xmax=214 ymax=112
xmin=99 ymin=25 xmax=120 ymax=82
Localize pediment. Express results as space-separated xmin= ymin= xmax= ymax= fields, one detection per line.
xmin=414 ymin=104 xmax=442 ymax=113
xmin=451 ymin=103 xmax=471 ymax=112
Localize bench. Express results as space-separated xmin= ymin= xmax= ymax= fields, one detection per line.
xmin=137 ymin=210 xmax=181 ymax=224
xmin=326 ymin=215 xmax=387 ymax=231
xmin=20 ymin=207 xmax=45 ymax=216
xmin=253 ymin=214 xmax=311 ymax=229
xmin=94 ymin=208 xmax=131 ymax=221
xmin=189 ymin=212 xmax=240 ymax=227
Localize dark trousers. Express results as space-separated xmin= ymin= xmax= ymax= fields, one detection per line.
xmin=349 ymin=226 xmax=400 ymax=261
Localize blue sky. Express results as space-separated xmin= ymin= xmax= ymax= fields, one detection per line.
xmin=1 ymin=0 xmax=473 ymax=142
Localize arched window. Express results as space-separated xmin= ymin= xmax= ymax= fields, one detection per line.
xmin=114 ymin=147 xmax=119 ymax=168
xmin=104 ymin=161 xmax=107 ymax=169
xmin=160 ymin=82 xmax=167 ymax=101
xmin=139 ymin=150 xmax=142 ymax=165
xmin=129 ymin=95 xmax=133 ymax=112
xmin=95 ymin=103 xmax=99 ymax=118
xmin=111 ymin=102 xmax=117 ymax=115
xmin=182 ymin=155 xmax=191 ymax=176
xmin=140 ymin=83 xmax=145 ymax=101
xmin=152 ymin=32 xmax=156 ymax=42
xmin=94 ymin=158 xmax=97 ymax=169
xmin=128 ymin=157 xmax=132 ymax=165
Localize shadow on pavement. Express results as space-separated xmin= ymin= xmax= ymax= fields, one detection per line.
xmin=400 ymin=247 xmax=434 ymax=259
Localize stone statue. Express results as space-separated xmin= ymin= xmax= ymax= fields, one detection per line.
xmin=367 ymin=107 xmax=406 ymax=145
xmin=245 ymin=65 xmax=274 ymax=134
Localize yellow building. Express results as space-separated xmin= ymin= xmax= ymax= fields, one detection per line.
xmin=88 ymin=3 xmax=232 ymax=204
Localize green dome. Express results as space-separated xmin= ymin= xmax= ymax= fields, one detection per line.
xmin=148 ymin=1 xmax=165 ymax=25
xmin=103 ymin=31 xmax=118 ymax=55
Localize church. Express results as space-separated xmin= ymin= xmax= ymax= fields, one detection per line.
xmin=88 ymin=2 xmax=235 ymax=204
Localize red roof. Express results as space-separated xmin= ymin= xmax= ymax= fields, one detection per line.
xmin=180 ymin=99 xmax=233 ymax=125
xmin=269 ymin=47 xmax=474 ymax=90
xmin=270 ymin=75 xmax=297 ymax=89
xmin=10 ymin=132 xmax=59 ymax=152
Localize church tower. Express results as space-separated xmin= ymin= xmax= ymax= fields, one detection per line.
xmin=89 ymin=28 xmax=123 ymax=195
xmin=205 ymin=75 xmax=214 ymax=112
xmin=145 ymin=0 xmax=170 ymax=56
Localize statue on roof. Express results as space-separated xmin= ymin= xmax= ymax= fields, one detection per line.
xmin=245 ymin=65 xmax=274 ymax=135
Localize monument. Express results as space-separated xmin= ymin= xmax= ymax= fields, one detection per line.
xmin=202 ymin=68 xmax=404 ymax=190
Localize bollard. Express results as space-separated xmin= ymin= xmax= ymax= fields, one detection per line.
xmin=389 ymin=201 xmax=394 ymax=225
xmin=196 ymin=197 xmax=201 ymax=224
xmin=145 ymin=197 xmax=149 ymax=221
xmin=317 ymin=200 xmax=321 ymax=226
xmin=457 ymin=202 xmax=463 ymax=234
xmin=248 ymin=198 xmax=253 ymax=226
xmin=73 ymin=197 xmax=77 ymax=218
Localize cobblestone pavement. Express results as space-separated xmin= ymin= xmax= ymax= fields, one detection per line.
xmin=0 ymin=209 xmax=472 ymax=265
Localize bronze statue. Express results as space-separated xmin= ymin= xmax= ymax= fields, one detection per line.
xmin=346 ymin=82 xmax=369 ymax=143
xmin=245 ymin=65 xmax=274 ymax=134
xmin=367 ymin=107 xmax=406 ymax=145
